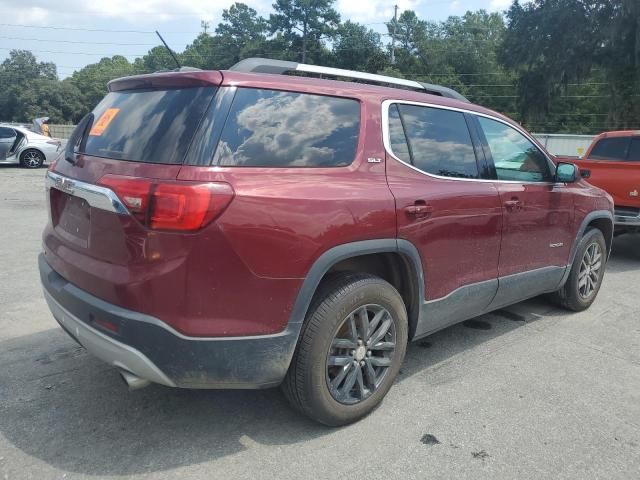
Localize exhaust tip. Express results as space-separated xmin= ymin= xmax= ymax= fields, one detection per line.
xmin=119 ymin=370 xmax=151 ymax=391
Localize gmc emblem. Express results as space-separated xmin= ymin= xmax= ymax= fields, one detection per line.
xmin=55 ymin=176 xmax=76 ymax=195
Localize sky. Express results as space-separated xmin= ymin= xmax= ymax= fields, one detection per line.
xmin=0 ymin=0 xmax=513 ymax=79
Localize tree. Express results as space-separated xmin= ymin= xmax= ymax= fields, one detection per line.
xmin=384 ymin=10 xmax=513 ymax=116
xmin=499 ymin=0 xmax=640 ymax=131
xmin=217 ymin=2 xmax=268 ymax=45
xmin=137 ymin=46 xmax=180 ymax=72
xmin=11 ymin=78 xmax=84 ymax=123
xmin=386 ymin=10 xmax=428 ymax=73
xmin=429 ymin=11 xmax=513 ymax=114
xmin=598 ymin=0 xmax=640 ymax=129
xmin=214 ymin=2 xmax=269 ymax=67
xmin=0 ymin=50 xmax=56 ymax=84
xmin=1 ymin=2 xmax=637 ymax=133
xmin=68 ymin=56 xmax=138 ymax=115
xmin=332 ymin=21 xmax=387 ymax=73
xmin=270 ymin=0 xmax=340 ymax=63
xmin=0 ymin=50 xmax=61 ymax=122
xmin=182 ymin=4 xmax=269 ymax=70
xmin=182 ymin=33 xmax=221 ymax=69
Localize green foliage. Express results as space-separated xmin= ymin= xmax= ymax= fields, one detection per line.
xmin=332 ymin=21 xmax=387 ymax=72
xmin=500 ymin=0 xmax=640 ymax=132
xmin=270 ymin=0 xmax=340 ymax=63
xmin=181 ymin=4 xmax=270 ymax=69
xmin=0 ymin=50 xmax=83 ymax=122
xmin=1 ymin=1 xmax=638 ymax=134
xmin=67 ymin=56 xmax=139 ymax=117
xmin=385 ymin=10 xmax=514 ymax=116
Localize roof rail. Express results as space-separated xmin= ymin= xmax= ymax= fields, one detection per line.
xmin=153 ymin=66 xmax=202 ymax=74
xmin=230 ymin=58 xmax=469 ymax=103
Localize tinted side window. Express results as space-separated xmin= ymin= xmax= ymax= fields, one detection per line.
xmin=628 ymin=138 xmax=640 ymax=162
xmin=213 ymin=88 xmax=360 ymax=167
xmin=0 ymin=127 xmax=16 ymax=139
xmin=590 ymin=137 xmax=630 ymax=161
xmin=477 ymin=117 xmax=551 ymax=182
xmin=396 ymin=104 xmax=479 ymax=179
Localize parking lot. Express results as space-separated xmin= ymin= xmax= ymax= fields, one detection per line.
xmin=0 ymin=166 xmax=638 ymax=479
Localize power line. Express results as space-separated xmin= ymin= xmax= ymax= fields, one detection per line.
xmin=0 ymin=35 xmax=157 ymax=46
xmin=0 ymin=23 xmax=157 ymax=34
xmin=0 ymin=47 xmax=145 ymax=57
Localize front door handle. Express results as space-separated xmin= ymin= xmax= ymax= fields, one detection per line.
xmin=504 ymin=198 xmax=523 ymax=212
xmin=405 ymin=201 xmax=433 ymax=218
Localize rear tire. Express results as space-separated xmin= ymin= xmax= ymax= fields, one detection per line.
xmin=551 ymin=228 xmax=607 ymax=312
xmin=20 ymin=149 xmax=45 ymax=168
xmin=282 ymin=273 xmax=408 ymax=426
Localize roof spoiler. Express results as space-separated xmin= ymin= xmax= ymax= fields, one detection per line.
xmin=230 ymin=58 xmax=469 ymax=103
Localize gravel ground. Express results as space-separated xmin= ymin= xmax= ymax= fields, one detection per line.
xmin=1 ymin=166 xmax=639 ymax=480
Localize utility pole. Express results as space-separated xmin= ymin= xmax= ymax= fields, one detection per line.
xmin=391 ymin=4 xmax=398 ymax=65
xmin=201 ymin=20 xmax=210 ymax=35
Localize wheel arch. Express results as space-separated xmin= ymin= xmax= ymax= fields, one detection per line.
xmin=560 ymin=210 xmax=614 ymax=287
xmin=586 ymin=217 xmax=613 ymax=254
xmin=286 ymin=239 xmax=425 ymax=340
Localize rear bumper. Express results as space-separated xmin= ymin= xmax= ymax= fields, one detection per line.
xmin=614 ymin=213 xmax=640 ymax=227
xmin=39 ymin=254 xmax=301 ymax=389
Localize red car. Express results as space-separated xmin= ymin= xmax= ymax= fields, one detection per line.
xmin=564 ymin=130 xmax=640 ymax=235
xmin=40 ymin=59 xmax=614 ymax=425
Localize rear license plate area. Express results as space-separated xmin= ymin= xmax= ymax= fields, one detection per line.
xmin=50 ymin=189 xmax=91 ymax=247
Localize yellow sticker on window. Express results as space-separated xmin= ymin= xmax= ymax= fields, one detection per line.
xmin=89 ymin=108 xmax=120 ymax=136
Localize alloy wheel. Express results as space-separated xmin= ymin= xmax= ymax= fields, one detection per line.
xmin=23 ymin=150 xmax=43 ymax=168
xmin=325 ymin=304 xmax=396 ymax=405
xmin=578 ymin=242 xmax=603 ymax=299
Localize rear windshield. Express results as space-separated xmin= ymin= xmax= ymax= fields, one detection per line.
xmin=83 ymin=87 xmax=216 ymax=164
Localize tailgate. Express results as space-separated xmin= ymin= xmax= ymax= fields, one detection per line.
xmin=42 ymin=75 xmax=221 ymax=303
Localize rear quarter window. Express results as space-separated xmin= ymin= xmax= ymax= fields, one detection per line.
xmin=589 ymin=137 xmax=630 ymax=161
xmin=83 ymin=87 xmax=216 ymax=164
xmin=627 ymin=138 xmax=640 ymax=161
xmin=212 ymin=88 xmax=360 ymax=167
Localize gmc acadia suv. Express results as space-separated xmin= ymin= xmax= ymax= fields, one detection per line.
xmin=40 ymin=58 xmax=614 ymax=426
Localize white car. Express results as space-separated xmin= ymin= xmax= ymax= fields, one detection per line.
xmin=0 ymin=125 xmax=62 ymax=168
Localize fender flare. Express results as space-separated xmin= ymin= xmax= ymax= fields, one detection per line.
xmin=285 ymin=239 xmax=425 ymax=328
xmin=560 ymin=209 xmax=614 ymax=286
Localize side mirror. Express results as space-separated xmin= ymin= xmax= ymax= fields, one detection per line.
xmin=555 ymin=162 xmax=578 ymax=183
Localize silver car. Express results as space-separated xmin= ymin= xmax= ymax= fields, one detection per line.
xmin=0 ymin=125 xmax=62 ymax=168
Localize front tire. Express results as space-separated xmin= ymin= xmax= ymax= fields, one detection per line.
xmin=282 ymin=273 xmax=408 ymax=426
xmin=20 ymin=149 xmax=45 ymax=168
xmin=552 ymin=228 xmax=607 ymax=311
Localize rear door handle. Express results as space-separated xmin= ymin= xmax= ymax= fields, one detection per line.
xmin=405 ymin=202 xmax=434 ymax=218
xmin=504 ymin=199 xmax=523 ymax=212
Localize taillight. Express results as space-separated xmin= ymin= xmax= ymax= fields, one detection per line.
xmin=47 ymin=158 xmax=58 ymax=171
xmin=98 ymin=175 xmax=234 ymax=231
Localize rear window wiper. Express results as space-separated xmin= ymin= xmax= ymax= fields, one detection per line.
xmin=65 ymin=113 xmax=94 ymax=165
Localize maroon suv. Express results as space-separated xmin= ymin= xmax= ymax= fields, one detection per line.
xmin=40 ymin=58 xmax=614 ymax=425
